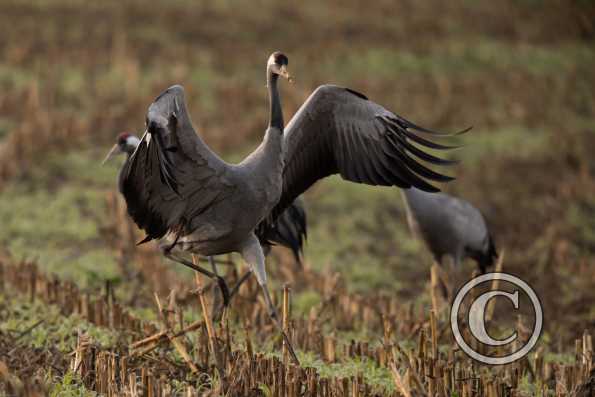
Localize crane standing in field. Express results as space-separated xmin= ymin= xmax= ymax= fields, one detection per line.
xmin=120 ymin=51 xmax=462 ymax=363
xmin=401 ymin=187 xmax=498 ymax=294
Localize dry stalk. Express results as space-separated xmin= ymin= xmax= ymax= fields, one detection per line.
xmin=243 ymin=319 xmax=254 ymax=359
xmin=130 ymin=319 xmax=204 ymax=356
xmin=192 ymin=255 xmax=226 ymax=385
xmin=582 ymin=330 xmax=593 ymax=368
xmin=430 ymin=310 xmax=438 ymax=361
xmin=71 ymin=332 xmax=92 ymax=376
xmin=282 ymin=283 xmax=291 ymax=366
xmin=485 ymin=250 xmax=505 ymax=322
xmin=393 ymin=344 xmax=428 ymax=395
xmin=430 ymin=264 xmax=441 ymax=315
xmin=154 ymin=293 xmax=199 ymax=373
xmin=390 ymin=362 xmax=412 ymax=397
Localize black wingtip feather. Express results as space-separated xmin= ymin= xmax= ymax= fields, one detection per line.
xmin=387 ymin=130 xmax=459 ymax=166
xmin=393 ymin=115 xmax=469 ymax=138
xmin=383 ymin=145 xmax=446 ymax=191
xmin=455 ymin=126 xmax=473 ymax=136
xmin=413 ymin=183 xmax=441 ymax=193
xmin=395 ymin=146 xmax=456 ymax=183
xmin=402 ymin=128 xmax=463 ymax=150
xmin=137 ymin=235 xmax=153 ymax=245
xmin=382 ymin=117 xmax=461 ymax=150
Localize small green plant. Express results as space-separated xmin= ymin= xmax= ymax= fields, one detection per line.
xmin=49 ymin=371 xmax=96 ymax=397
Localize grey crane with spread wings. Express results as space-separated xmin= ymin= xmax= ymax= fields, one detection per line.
xmin=119 ymin=52 xmax=462 ymax=364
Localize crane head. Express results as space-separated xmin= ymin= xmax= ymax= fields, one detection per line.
xmin=267 ymin=51 xmax=293 ymax=83
xmin=102 ymin=132 xmax=140 ymax=164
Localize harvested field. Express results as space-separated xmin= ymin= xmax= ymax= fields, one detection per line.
xmin=0 ymin=0 xmax=594 ymax=396
xmin=1 ymin=258 xmax=593 ymax=396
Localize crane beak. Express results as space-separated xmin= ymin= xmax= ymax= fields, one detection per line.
xmin=279 ymin=65 xmax=294 ymax=83
xmin=102 ymin=144 xmax=120 ymax=165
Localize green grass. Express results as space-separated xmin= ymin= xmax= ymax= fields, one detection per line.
xmin=299 ymin=353 xmax=395 ymax=393
xmin=0 ymin=151 xmax=120 ymax=288
xmin=49 ymin=372 xmax=97 ymax=397
xmin=0 ymin=296 xmax=120 ymax=352
xmin=292 ymin=290 xmax=322 ymax=316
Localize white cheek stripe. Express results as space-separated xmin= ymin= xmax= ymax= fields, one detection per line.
xmin=267 ymin=54 xmax=276 ymax=67
xmin=127 ymin=136 xmax=141 ymax=147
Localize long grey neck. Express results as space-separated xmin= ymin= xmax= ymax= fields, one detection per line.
xmin=267 ymin=67 xmax=283 ymax=130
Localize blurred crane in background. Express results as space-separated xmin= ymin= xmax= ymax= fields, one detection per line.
xmin=401 ymin=187 xmax=498 ymax=296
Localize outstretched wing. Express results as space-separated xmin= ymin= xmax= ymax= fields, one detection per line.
xmin=270 ymin=84 xmax=462 ymax=221
xmin=122 ymin=85 xmax=234 ymax=242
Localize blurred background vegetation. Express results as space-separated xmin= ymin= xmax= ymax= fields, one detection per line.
xmin=0 ymin=0 xmax=594 ymax=349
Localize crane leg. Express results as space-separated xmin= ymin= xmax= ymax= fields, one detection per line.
xmin=240 ymin=235 xmax=300 ymax=366
xmin=208 ymin=256 xmax=224 ymax=322
xmin=164 ymin=252 xmax=231 ymax=306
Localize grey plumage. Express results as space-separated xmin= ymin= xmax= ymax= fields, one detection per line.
xmin=119 ymin=52 xmax=460 ymax=363
xmin=262 ymin=85 xmax=460 ymax=228
xmin=105 ymin=132 xmax=308 ymax=264
xmin=122 ymin=84 xmax=456 ymax=283
xmin=122 ymin=82 xmax=458 ymax=275
xmin=401 ymin=187 xmax=497 ymax=273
